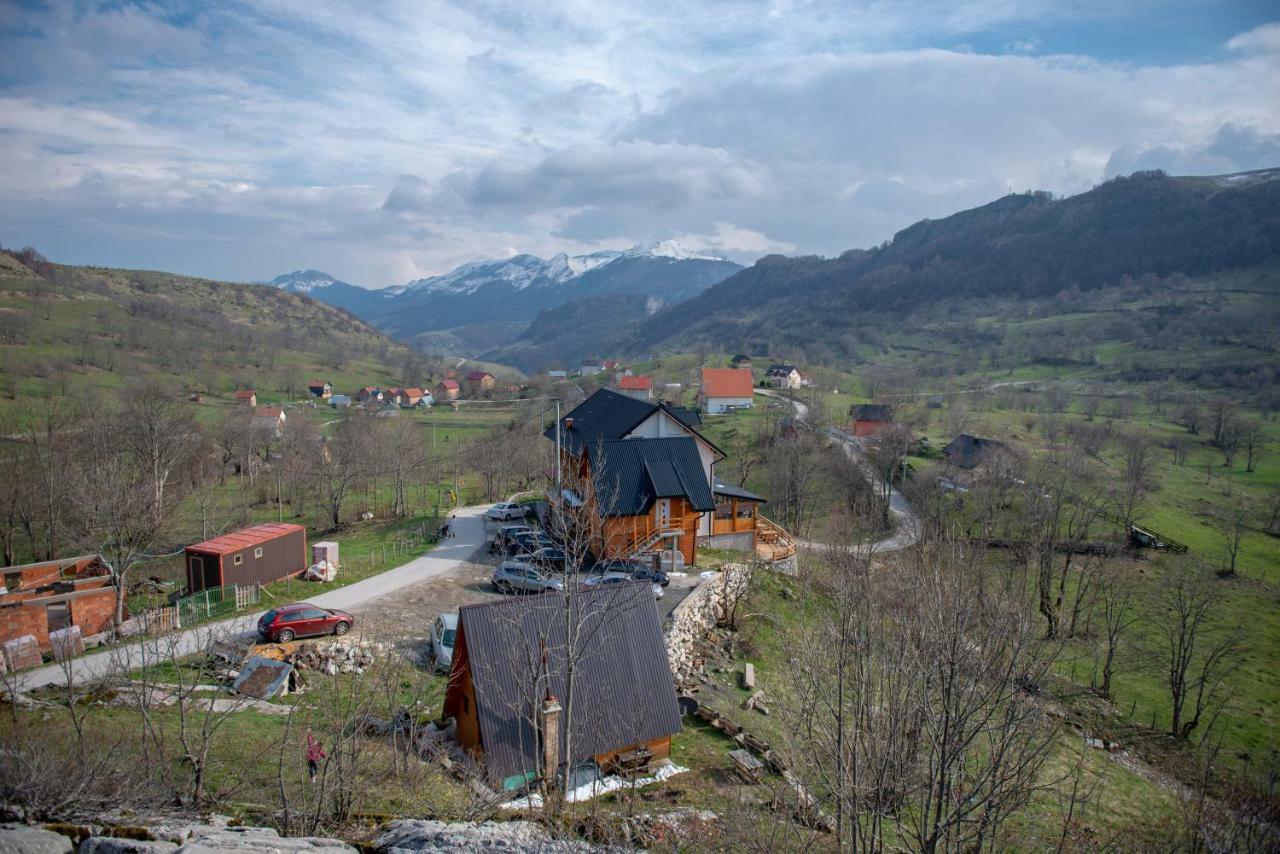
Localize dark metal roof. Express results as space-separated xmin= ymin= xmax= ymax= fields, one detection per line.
xmin=712 ymin=477 xmax=766 ymax=503
xmin=851 ymin=404 xmax=891 ymax=422
xmin=450 ymin=583 xmax=682 ymax=783
xmin=544 ymin=388 xmax=658 ymax=456
xmin=591 ymin=437 xmax=716 ymax=516
xmin=942 ymin=434 xmax=1009 ymax=469
xmin=548 ymin=388 xmax=723 ymax=460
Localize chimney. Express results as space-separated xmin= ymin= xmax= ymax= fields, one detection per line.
xmin=540 ymin=694 xmax=562 ymax=789
xmin=563 ymin=417 xmax=574 ymax=431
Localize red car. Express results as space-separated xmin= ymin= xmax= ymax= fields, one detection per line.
xmin=257 ymin=602 xmax=353 ymax=643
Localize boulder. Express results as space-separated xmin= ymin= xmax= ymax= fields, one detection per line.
xmin=0 ymin=824 xmax=73 ymax=854
xmin=170 ymin=827 xmax=354 ymax=853
xmin=80 ymin=839 xmax=177 ymax=853
xmin=375 ymin=819 xmax=595 ymax=852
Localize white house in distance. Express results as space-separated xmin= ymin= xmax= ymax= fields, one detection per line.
xmin=579 ymin=358 xmax=604 ymax=375
xmin=765 ymin=364 xmax=806 ymax=390
xmin=699 ymin=368 xmax=755 ymax=414
xmin=616 ymin=374 xmax=653 ymax=401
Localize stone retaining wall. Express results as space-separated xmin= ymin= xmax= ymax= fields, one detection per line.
xmin=664 ymin=563 xmax=751 ymax=683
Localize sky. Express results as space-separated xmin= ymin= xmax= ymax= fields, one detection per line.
xmin=0 ymin=1 xmax=1278 ymax=288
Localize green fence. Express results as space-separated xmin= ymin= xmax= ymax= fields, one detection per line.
xmin=174 ymin=584 xmax=260 ymax=627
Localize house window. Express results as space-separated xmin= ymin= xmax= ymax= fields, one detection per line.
xmin=4 ymin=572 xmax=20 ymax=591
xmin=715 ymin=501 xmax=733 ymax=520
xmin=737 ymin=503 xmax=755 ymax=519
xmin=233 ymin=554 xmax=243 ymax=566
xmin=254 ymin=547 xmax=263 ymax=559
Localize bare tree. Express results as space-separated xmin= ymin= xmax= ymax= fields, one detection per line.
xmin=1154 ymin=562 xmax=1242 ymax=740
xmin=1213 ymin=496 xmax=1251 ymax=577
xmin=1238 ymin=417 xmax=1266 ymax=473
xmin=1093 ymin=565 xmax=1139 ymax=700
xmin=1115 ymin=430 xmax=1155 ymax=527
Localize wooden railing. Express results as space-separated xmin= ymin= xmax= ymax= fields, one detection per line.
xmin=756 ymin=516 xmax=797 ymax=561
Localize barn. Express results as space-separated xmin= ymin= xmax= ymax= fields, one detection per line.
xmin=184 ymin=523 xmax=307 ymax=594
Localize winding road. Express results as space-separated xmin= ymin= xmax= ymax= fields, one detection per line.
xmin=759 ymin=390 xmax=920 ymax=555
xmin=15 ymin=505 xmax=491 ymax=692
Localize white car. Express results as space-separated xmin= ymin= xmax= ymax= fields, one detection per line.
xmin=430 ymin=613 xmax=458 ymax=673
xmin=486 ymin=502 xmax=532 ymax=521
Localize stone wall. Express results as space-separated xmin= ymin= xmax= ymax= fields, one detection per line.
xmin=664 ymin=563 xmax=751 ymax=683
xmin=697 ymin=532 xmax=755 ymax=553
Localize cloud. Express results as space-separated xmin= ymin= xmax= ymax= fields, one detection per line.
xmin=0 ymin=2 xmax=1277 ymax=286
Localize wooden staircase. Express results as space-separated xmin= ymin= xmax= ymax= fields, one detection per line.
xmin=756 ymin=516 xmax=797 ymax=562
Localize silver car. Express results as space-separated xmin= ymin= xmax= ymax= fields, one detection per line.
xmin=430 ymin=613 xmax=458 ymax=673
xmin=485 ymin=502 xmax=532 ymax=521
xmin=492 ymin=560 xmax=563 ymax=594
xmin=583 ymin=571 xmax=663 ymax=599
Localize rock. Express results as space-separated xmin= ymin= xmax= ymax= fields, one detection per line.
xmin=375 ymin=819 xmax=595 ymax=852
xmin=742 ymin=663 xmax=756 ymax=690
xmin=0 ymin=824 xmax=73 ymax=854
xmin=80 ymin=839 xmax=177 ymax=853
xmin=172 ymin=827 xmax=354 ymax=852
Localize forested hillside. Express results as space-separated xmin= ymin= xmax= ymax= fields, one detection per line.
xmin=0 ymin=247 xmax=431 ymax=413
xmin=634 ymin=169 xmax=1280 ymax=357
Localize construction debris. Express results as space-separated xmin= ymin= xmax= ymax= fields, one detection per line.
xmin=741 ymin=690 xmax=769 ymax=715
xmin=232 ymin=656 xmax=294 ymax=700
xmin=290 ymin=641 xmax=376 ymax=675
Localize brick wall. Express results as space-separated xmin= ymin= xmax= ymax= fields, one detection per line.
xmin=0 ymin=603 xmax=50 ymax=650
xmin=70 ymin=587 xmax=119 ymax=637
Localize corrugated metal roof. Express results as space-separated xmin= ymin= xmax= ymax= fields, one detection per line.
xmin=713 ymin=478 xmax=766 ymax=503
xmin=590 ymin=437 xmax=715 ymax=516
xmin=186 ymin=523 xmax=305 ymax=556
xmin=451 ymin=582 xmax=682 ymax=782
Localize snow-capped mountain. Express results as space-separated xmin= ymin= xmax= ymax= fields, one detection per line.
xmin=265 ymin=242 xmax=743 ymax=357
xmin=265 ymin=269 xmax=350 ymax=294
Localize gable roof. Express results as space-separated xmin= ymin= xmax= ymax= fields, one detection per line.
xmin=701 ymin=367 xmax=754 ymax=399
xmin=449 ymin=583 xmax=681 ymax=782
xmin=665 ymin=405 xmax=702 ymax=428
xmin=466 ymin=370 xmax=494 ymax=381
xmin=617 ymin=375 xmax=652 ymax=391
xmin=852 ymin=404 xmax=891 ymax=422
xmin=547 ymin=388 xmax=724 ymax=460
xmin=589 ymin=437 xmax=715 ymax=516
xmin=253 ymin=406 xmax=285 ymax=418
xmin=942 ymin=434 xmax=1010 ymax=469
xmin=307 ymin=379 xmax=329 ymax=388
xmin=437 ymin=378 xmax=460 ymax=390
xmin=234 ymin=390 xmax=256 ymax=399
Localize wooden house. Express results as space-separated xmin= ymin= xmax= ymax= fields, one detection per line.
xmin=307 ymin=380 xmax=333 ymax=399
xmin=435 ymin=378 xmax=460 ymax=400
xmin=616 ymin=374 xmax=653 ymax=401
xmin=235 ymin=389 xmax=257 ymax=407
xmin=464 ymin=371 xmax=496 ymax=397
xmin=698 ymin=367 xmax=754 ymax=414
xmin=184 ymin=523 xmax=307 ymax=594
xmin=1 ymin=555 xmax=120 ymax=653
xmin=850 ymin=403 xmax=892 ymax=438
xmin=444 ymin=583 xmax=681 ymax=791
xmin=709 ymin=478 xmax=766 ymax=551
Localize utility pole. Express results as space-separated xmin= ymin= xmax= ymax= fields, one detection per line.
xmin=555 ymin=399 xmax=562 ymax=495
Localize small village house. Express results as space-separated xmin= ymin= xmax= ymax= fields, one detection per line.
xmin=764 ymin=364 xmax=806 ymax=390
xmin=307 ymin=380 xmax=333 ymax=399
xmin=184 ymin=523 xmax=307 ymax=594
xmin=0 ymin=555 xmax=120 ymax=654
xmin=730 ymin=354 xmax=752 ymax=369
xmin=579 ymin=358 xmax=604 ymax=376
xmin=942 ymin=434 xmax=1012 ymax=471
xmin=356 ymin=387 xmax=384 ymax=404
xmin=435 ymin=378 xmax=460 ymax=400
xmin=444 ymin=583 xmax=681 ymax=791
xmin=329 ymin=394 xmax=352 ymax=408
xmin=252 ymin=405 xmax=287 ymax=438
xmin=400 ymin=387 xmax=426 ymax=407
xmin=616 ymin=374 xmax=654 ymax=401
xmin=850 ymin=403 xmax=892 ymax=438
xmin=464 ymin=370 xmax=496 ymax=397
xmin=698 ymin=367 xmax=755 ymax=414
xmin=384 ymin=387 xmax=406 ymax=405
xmin=235 ymin=389 xmax=258 ymax=407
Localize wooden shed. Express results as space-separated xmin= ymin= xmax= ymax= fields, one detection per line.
xmin=184 ymin=523 xmax=307 ymax=593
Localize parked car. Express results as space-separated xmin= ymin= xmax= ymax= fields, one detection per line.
xmin=430 ymin=613 xmax=458 ymax=673
xmin=514 ymin=546 xmax=570 ymax=572
xmin=490 ymin=524 xmax=534 ymax=554
xmin=492 ymin=560 xmax=564 ymax=595
xmin=505 ymin=531 xmax=555 ymax=557
xmin=582 ymin=572 xmax=663 ymax=599
xmin=486 ymin=502 xmax=532 ymax=521
xmin=630 ymin=565 xmax=670 ymax=587
xmin=591 ymin=558 xmax=668 ymax=586
xmin=258 ymin=603 xmax=354 ymax=643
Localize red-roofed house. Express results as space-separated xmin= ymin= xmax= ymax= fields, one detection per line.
xmin=698 ymin=368 xmax=755 ymax=414
xmin=617 ymin=374 xmax=654 ymax=401
xmin=184 ymin=523 xmax=307 ymax=593
xmin=307 ymin=380 xmax=333 ymax=399
xmin=252 ymin=405 xmax=287 ymax=437
xmin=400 ymin=387 xmax=425 ymax=407
xmin=464 ymin=371 xmax=496 ymax=397
xmin=235 ymin=390 xmax=257 ymax=407
xmin=435 ymin=378 xmax=460 ymax=400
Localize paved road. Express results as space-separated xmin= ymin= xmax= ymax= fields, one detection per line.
xmin=758 ymin=390 xmax=920 ymax=555
xmin=16 ymin=505 xmax=491 ymax=692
